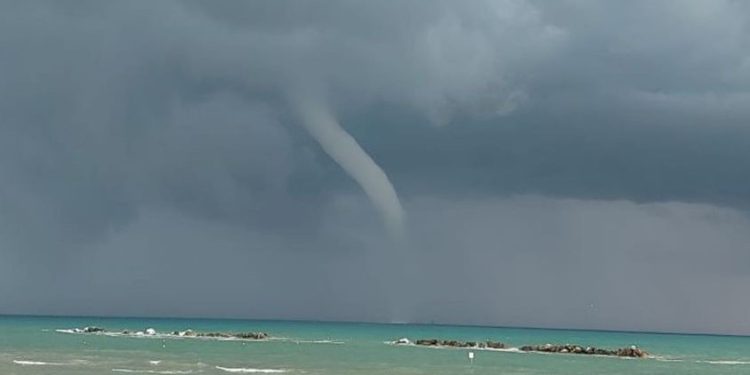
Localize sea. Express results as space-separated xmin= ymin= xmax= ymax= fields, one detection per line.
xmin=1 ymin=315 xmax=749 ymax=374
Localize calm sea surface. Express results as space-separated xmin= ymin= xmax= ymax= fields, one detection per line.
xmin=1 ymin=315 xmax=749 ymax=374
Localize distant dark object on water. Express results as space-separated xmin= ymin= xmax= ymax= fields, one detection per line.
xmin=519 ymin=343 xmax=648 ymax=358
xmin=399 ymin=338 xmax=506 ymax=349
xmin=396 ymin=338 xmax=648 ymax=358
xmin=65 ymin=326 xmax=269 ymax=340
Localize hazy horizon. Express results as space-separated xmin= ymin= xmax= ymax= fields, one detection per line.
xmin=5 ymin=313 xmax=750 ymax=339
xmin=2 ymin=0 xmax=750 ymax=336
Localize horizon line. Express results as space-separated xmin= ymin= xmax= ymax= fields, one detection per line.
xmin=1 ymin=312 xmax=748 ymax=339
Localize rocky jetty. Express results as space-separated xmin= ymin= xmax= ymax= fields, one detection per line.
xmin=66 ymin=327 xmax=269 ymax=340
xmin=519 ymin=344 xmax=648 ymax=358
xmin=485 ymin=341 xmax=506 ymax=349
xmin=184 ymin=331 xmax=268 ymax=340
xmin=402 ymin=338 xmax=506 ymax=349
xmin=66 ymin=326 xmax=105 ymax=333
xmin=395 ymin=338 xmax=648 ymax=358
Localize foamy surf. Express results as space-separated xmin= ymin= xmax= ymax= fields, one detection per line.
xmin=112 ymin=369 xmax=196 ymax=374
xmin=698 ymin=360 xmax=750 ymax=365
xmin=290 ymin=339 xmax=345 ymax=345
xmin=13 ymin=360 xmax=65 ymax=366
xmin=266 ymin=337 xmax=342 ymax=345
xmin=652 ymin=356 xmax=684 ymax=363
xmin=13 ymin=359 xmax=88 ymax=366
xmin=385 ymin=341 xmax=525 ymax=354
xmin=215 ymin=366 xmax=287 ymax=373
xmin=56 ymin=327 xmax=271 ymax=343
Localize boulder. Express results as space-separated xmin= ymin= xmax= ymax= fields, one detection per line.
xmin=235 ymin=332 xmax=268 ymax=340
xmin=486 ymin=341 xmax=505 ymax=349
xmin=415 ymin=339 xmax=439 ymax=346
xmin=615 ymin=346 xmax=648 ymax=358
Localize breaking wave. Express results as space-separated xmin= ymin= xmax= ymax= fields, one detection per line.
xmin=13 ymin=359 xmax=88 ymax=366
xmin=215 ymin=366 xmax=287 ymax=373
xmin=112 ymin=369 xmax=197 ymax=374
xmin=650 ymin=356 xmax=750 ymax=365
xmin=14 ymin=360 xmax=65 ymax=366
xmin=286 ymin=339 xmax=344 ymax=345
xmin=652 ymin=356 xmax=684 ymax=363
xmin=57 ymin=327 xmax=346 ymax=348
xmin=385 ymin=341 xmax=524 ymax=354
xmin=698 ymin=360 xmax=750 ymax=365
xmin=56 ymin=328 xmax=266 ymax=342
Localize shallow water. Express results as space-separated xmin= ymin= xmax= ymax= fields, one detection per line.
xmin=1 ymin=316 xmax=749 ymax=374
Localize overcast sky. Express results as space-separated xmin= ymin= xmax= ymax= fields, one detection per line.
xmin=1 ymin=0 xmax=750 ymax=335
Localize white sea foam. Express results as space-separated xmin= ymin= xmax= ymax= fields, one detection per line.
xmin=149 ymin=360 xmax=162 ymax=365
xmin=652 ymin=356 xmax=683 ymax=363
xmin=386 ymin=341 xmax=525 ymax=354
xmin=56 ymin=327 xmax=273 ymax=343
xmin=112 ymin=369 xmax=195 ymax=374
xmin=215 ymin=366 xmax=287 ymax=373
xmin=13 ymin=360 xmax=64 ymax=366
xmin=291 ymin=339 xmax=345 ymax=345
xmin=13 ymin=359 xmax=88 ymax=366
xmin=56 ymin=327 xmax=343 ymax=348
xmin=698 ymin=360 xmax=750 ymax=365
xmin=486 ymin=347 xmax=526 ymax=353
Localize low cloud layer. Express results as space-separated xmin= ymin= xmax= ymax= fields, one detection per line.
xmin=1 ymin=0 xmax=749 ymax=334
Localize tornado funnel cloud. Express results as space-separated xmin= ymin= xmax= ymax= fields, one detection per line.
xmin=293 ymin=97 xmax=405 ymax=238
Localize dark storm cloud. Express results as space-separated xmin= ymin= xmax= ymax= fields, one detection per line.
xmin=0 ymin=0 xmax=561 ymax=247
xmin=1 ymin=0 xmax=749 ymax=334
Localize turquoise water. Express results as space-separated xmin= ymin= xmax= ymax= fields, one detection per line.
xmin=1 ymin=316 xmax=749 ymax=374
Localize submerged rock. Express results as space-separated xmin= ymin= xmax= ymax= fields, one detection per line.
xmin=393 ymin=338 xmax=411 ymax=345
xmin=82 ymin=326 xmax=104 ymax=333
